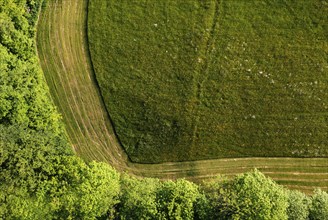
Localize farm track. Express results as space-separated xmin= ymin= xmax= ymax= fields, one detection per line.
xmin=36 ymin=0 xmax=328 ymax=193
xmin=190 ymin=0 xmax=221 ymax=149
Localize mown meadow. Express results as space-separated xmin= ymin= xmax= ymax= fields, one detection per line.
xmin=37 ymin=0 xmax=328 ymax=194
xmin=1 ymin=0 xmax=328 ymax=219
xmin=88 ymin=0 xmax=328 ymax=163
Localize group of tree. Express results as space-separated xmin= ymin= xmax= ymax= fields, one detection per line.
xmin=0 ymin=0 xmax=327 ymax=219
xmin=2 ymin=134 xmax=328 ymax=220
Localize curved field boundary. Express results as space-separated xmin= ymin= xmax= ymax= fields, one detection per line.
xmin=36 ymin=0 xmax=328 ymax=193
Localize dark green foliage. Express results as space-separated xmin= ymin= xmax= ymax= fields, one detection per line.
xmin=0 ymin=125 xmax=122 ymax=220
xmin=89 ymin=0 xmax=328 ymax=163
xmin=0 ymin=124 xmax=70 ymax=188
xmin=0 ymin=0 xmax=65 ymax=137
xmin=0 ymin=124 xmax=121 ymax=219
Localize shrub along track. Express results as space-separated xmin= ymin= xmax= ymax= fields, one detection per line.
xmin=37 ymin=0 xmax=328 ymax=193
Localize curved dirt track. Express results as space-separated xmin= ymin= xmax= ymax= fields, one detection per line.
xmin=36 ymin=0 xmax=328 ymax=193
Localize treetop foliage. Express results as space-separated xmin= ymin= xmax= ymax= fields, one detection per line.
xmin=0 ymin=1 xmax=327 ymax=219
xmin=0 ymin=0 xmax=65 ymax=137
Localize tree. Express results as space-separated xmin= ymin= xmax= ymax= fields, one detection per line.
xmin=36 ymin=157 xmax=121 ymax=220
xmin=287 ymin=190 xmax=311 ymax=220
xmin=0 ymin=124 xmax=69 ymax=219
xmin=117 ymin=174 xmax=159 ymax=220
xmin=0 ymin=124 xmax=119 ymax=220
xmin=202 ymin=170 xmax=288 ymax=220
xmin=309 ymin=189 xmax=328 ymax=220
xmin=156 ymin=179 xmax=200 ymax=220
xmin=78 ymin=161 xmax=121 ymax=219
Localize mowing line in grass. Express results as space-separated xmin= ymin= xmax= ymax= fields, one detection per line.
xmin=37 ymin=0 xmax=328 ymax=193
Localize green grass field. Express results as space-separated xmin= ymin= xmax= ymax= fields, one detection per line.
xmin=36 ymin=0 xmax=328 ymax=194
xmin=88 ymin=0 xmax=328 ymax=163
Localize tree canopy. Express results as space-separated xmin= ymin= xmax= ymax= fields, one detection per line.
xmin=0 ymin=1 xmax=327 ymax=219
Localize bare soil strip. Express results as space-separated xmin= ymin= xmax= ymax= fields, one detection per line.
xmin=36 ymin=0 xmax=328 ymax=192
